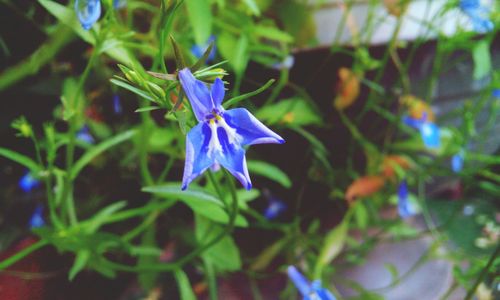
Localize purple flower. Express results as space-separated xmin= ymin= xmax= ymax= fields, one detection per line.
xmin=191 ymin=36 xmax=216 ymax=63
xmin=287 ymin=266 xmax=336 ymax=300
xmin=178 ymin=68 xmax=284 ymax=190
xmin=459 ymin=0 xmax=494 ymax=33
xmin=76 ymin=126 xmax=95 ymax=144
xmin=75 ymin=0 xmax=101 ymax=30
xmin=19 ymin=171 xmax=41 ymax=193
xmin=264 ymin=197 xmax=287 ymax=220
xmin=492 ymin=89 xmax=500 ymax=99
xmin=451 ymin=150 xmax=465 ymax=173
xmin=272 ymin=55 xmax=295 ymax=71
xmin=29 ymin=204 xmax=45 ymax=229
xmin=397 ymin=180 xmax=417 ymax=218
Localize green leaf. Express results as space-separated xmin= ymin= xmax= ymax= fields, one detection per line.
xmin=0 ymin=147 xmax=39 ymax=171
xmin=242 ymin=0 xmax=261 ymax=16
xmin=82 ymin=201 xmax=127 ymax=233
xmin=223 ymin=79 xmax=275 ymax=108
xmin=184 ymin=0 xmax=212 ymax=46
xmin=110 ymin=78 xmax=158 ymax=103
xmin=472 ymin=40 xmax=491 ymax=80
xmin=135 ymin=106 xmax=161 ymax=113
xmin=195 ymin=215 xmax=241 ymax=272
xmin=256 ymin=97 xmax=322 ymax=127
xmin=247 ymin=160 xmax=291 ymax=188
xmin=142 ymin=184 xmax=248 ymax=227
xmin=170 ymin=35 xmax=186 ymax=69
xmin=70 ymin=129 xmax=136 ymax=179
xmin=218 ymin=32 xmax=249 ymax=76
xmin=69 ymin=250 xmax=90 ymax=280
xmin=191 ymin=42 xmax=214 ymax=71
xmin=253 ymin=25 xmax=293 ymax=43
xmin=174 ymin=269 xmax=197 ymax=300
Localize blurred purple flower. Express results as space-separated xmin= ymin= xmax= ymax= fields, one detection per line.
xmin=263 ymin=196 xmax=287 ymax=220
xmin=272 ymin=55 xmax=295 ymax=71
xmin=75 ymin=0 xmax=101 ymax=30
xmin=29 ymin=204 xmax=45 ymax=229
xmin=403 ymin=113 xmax=440 ymax=149
xmin=451 ymin=150 xmax=465 ymax=173
xmin=178 ymin=68 xmax=284 ymax=190
xmin=191 ymin=36 xmax=216 ymax=63
xmin=492 ymin=88 xmax=500 ymax=98
xmin=19 ymin=171 xmax=41 ymax=193
xmin=287 ymin=266 xmax=336 ymax=300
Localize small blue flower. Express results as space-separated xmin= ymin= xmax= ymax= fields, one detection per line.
xmin=113 ymin=94 xmax=123 ymax=115
xmin=492 ymin=88 xmax=500 ymax=99
xmin=113 ymin=0 xmax=126 ymax=9
xmin=403 ymin=114 xmax=440 ymax=149
xmin=19 ymin=171 xmax=41 ymax=193
xmin=191 ymin=36 xmax=216 ymax=63
xmin=76 ymin=126 xmax=95 ymax=144
xmin=451 ymin=150 xmax=465 ymax=173
xmin=397 ymin=180 xmax=417 ymax=218
xmin=75 ymin=0 xmax=101 ymax=30
xmin=179 ymin=68 xmax=284 ymax=190
xmin=459 ymin=0 xmax=494 ymax=33
xmin=287 ymin=266 xmax=336 ymax=300
xmin=29 ymin=204 xmax=45 ymax=229
xmin=263 ymin=196 xmax=287 ymax=220
xmin=272 ymin=55 xmax=295 ymax=71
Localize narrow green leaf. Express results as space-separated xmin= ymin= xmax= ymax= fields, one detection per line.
xmin=247 ymin=160 xmax=291 ymax=188
xmin=254 ymin=25 xmax=293 ymax=43
xmin=170 ymin=35 xmax=186 ymax=69
xmin=191 ymin=42 xmax=214 ymax=71
xmin=147 ymin=71 xmax=176 ymax=81
xmin=0 ymin=147 xmax=40 ymax=171
xmin=70 ymin=129 xmax=136 ymax=179
xmin=223 ymin=79 xmax=275 ymax=108
xmin=82 ymin=201 xmax=127 ymax=233
xmin=242 ymin=0 xmax=261 ymax=16
xmin=472 ymin=40 xmax=491 ymax=80
xmin=174 ymin=269 xmax=197 ymax=300
xmin=256 ymin=97 xmax=322 ymax=126
xmin=184 ymin=0 xmax=212 ymax=45
xmin=110 ymin=78 xmax=157 ymax=103
xmin=135 ymin=106 xmax=161 ymax=113
xmin=69 ymin=250 xmax=90 ymax=281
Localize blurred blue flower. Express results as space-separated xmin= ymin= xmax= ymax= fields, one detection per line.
xmin=76 ymin=126 xmax=95 ymax=144
xmin=272 ymin=55 xmax=295 ymax=71
xmin=493 ymin=88 xmax=500 ymax=99
xmin=451 ymin=150 xmax=465 ymax=173
xmin=75 ymin=0 xmax=101 ymax=30
xmin=113 ymin=0 xmax=126 ymax=9
xmin=403 ymin=114 xmax=440 ymax=149
xmin=178 ymin=68 xmax=284 ymax=190
xmin=19 ymin=171 xmax=41 ymax=193
xmin=29 ymin=204 xmax=45 ymax=229
xmin=287 ymin=266 xmax=336 ymax=300
xmin=398 ymin=180 xmax=417 ymax=218
xmin=263 ymin=196 xmax=287 ymax=220
xmin=191 ymin=36 xmax=216 ymax=63
xmin=459 ymin=0 xmax=494 ymax=33
xmin=113 ymin=94 xmax=123 ymax=115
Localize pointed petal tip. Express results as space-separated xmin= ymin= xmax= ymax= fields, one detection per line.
xmin=278 ymin=138 xmax=285 ymax=144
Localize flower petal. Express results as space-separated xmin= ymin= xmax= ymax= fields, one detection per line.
xmin=215 ymin=126 xmax=252 ymax=189
xmin=179 ymin=68 xmax=214 ymax=122
xmin=419 ymin=122 xmax=440 ymax=149
xmin=287 ymin=266 xmax=312 ymax=297
xmin=211 ymin=78 xmax=225 ymax=108
xmin=75 ymin=0 xmax=101 ymax=30
xmin=223 ymin=108 xmax=284 ymax=146
xmin=182 ymin=123 xmax=215 ymax=190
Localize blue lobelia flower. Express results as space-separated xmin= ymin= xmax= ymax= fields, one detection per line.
xmin=403 ymin=113 xmax=440 ymax=149
xmin=287 ymin=266 xmax=336 ymax=300
xmin=113 ymin=0 xmax=127 ymax=9
xmin=178 ymin=68 xmax=284 ymax=190
xmin=19 ymin=171 xmax=41 ymax=193
xmin=459 ymin=0 xmax=494 ymax=33
xmin=264 ymin=196 xmax=287 ymax=220
xmin=29 ymin=204 xmax=45 ymax=229
xmin=451 ymin=150 xmax=465 ymax=173
xmin=397 ymin=180 xmax=417 ymax=218
xmin=493 ymin=88 xmax=500 ymax=99
xmin=113 ymin=94 xmax=123 ymax=115
xmin=76 ymin=126 xmax=95 ymax=144
xmin=191 ymin=36 xmax=217 ymax=63
xmin=271 ymin=55 xmax=295 ymax=71
xmin=75 ymin=0 xmax=101 ymax=30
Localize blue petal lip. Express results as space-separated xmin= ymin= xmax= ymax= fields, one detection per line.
xmin=75 ymin=0 xmax=101 ymax=30
xmin=223 ymin=108 xmax=285 ymax=146
xmin=182 ymin=123 xmax=214 ymax=190
xmin=287 ymin=266 xmax=312 ymax=296
xmin=419 ymin=122 xmax=440 ymax=149
xmin=179 ymin=68 xmax=216 ymax=122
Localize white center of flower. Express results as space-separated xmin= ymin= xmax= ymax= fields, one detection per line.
xmin=206 ymin=115 xmax=242 ymax=158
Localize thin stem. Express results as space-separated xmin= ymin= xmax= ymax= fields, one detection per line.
xmin=204 ymin=258 xmax=218 ymax=300
xmin=464 ymin=243 xmax=500 ymax=300
xmin=0 ymin=240 xmax=48 ymax=270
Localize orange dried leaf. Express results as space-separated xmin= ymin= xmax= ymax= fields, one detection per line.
xmin=334 ymin=68 xmax=360 ymax=110
xmin=381 ymin=155 xmax=411 ymax=178
xmin=383 ymin=0 xmax=409 ymax=17
xmin=400 ymin=95 xmax=435 ymax=122
xmin=345 ymin=176 xmax=386 ymax=204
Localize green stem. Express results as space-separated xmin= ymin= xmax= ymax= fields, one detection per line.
xmin=204 ymin=258 xmax=218 ymax=300
xmin=0 ymin=240 xmax=48 ymax=270
xmin=464 ymin=243 xmax=500 ymax=300
xmin=0 ymin=25 xmax=74 ymax=91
